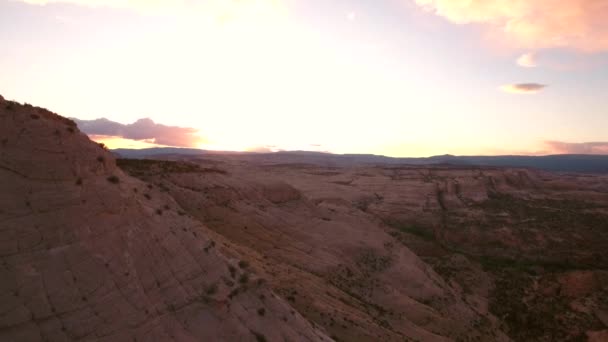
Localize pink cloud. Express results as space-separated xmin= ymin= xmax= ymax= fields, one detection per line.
xmin=414 ymin=0 xmax=608 ymax=52
xmin=75 ymin=118 xmax=204 ymax=147
xmin=544 ymin=141 xmax=608 ymax=154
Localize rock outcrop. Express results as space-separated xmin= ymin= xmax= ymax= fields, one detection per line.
xmin=0 ymin=98 xmax=331 ymax=341
xmin=117 ymin=163 xmax=511 ymax=341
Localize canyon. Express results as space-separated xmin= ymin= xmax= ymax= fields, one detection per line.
xmin=2 ymin=96 xmax=608 ymax=341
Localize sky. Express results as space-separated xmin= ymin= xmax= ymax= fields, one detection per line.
xmin=1 ymin=0 xmax=607 ymax=156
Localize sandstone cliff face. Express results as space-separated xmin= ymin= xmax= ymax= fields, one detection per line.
xmin=0 ymin=97 xmax=330 ymax=341
xmin=117 ymin=160 xmax=511 ymax=341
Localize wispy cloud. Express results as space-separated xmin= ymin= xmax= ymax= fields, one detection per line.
xmin=500 ymin=83 xmax=547 ymax=94
xmin=74 ymin=118 xmax=203 ymax=147
xmin=544 ymin=141 xmax=608 ymax=154
xmin=516 ymin=52 xmax=537 ymax=67
xmin=414 ymin=0 xmax=608 ymax=52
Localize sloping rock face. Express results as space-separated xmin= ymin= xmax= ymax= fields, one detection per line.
xmin=117 ymin=161 xmax=511 ymax=341
xmin=118 ymin=154 xmax=608 ymax=342
xmin=0 ymin=97 xmax=331 ymax=341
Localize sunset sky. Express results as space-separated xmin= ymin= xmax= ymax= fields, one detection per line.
xmin=1 ymin=0 xmax=607 ymax=156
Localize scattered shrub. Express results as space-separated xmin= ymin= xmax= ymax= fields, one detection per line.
xmin=66 ymin=126 xmax=75 ymax=133
xmin=206 ymin=283 xmax=218 ymax=295
xmin=228 ymin=288 xmax=240 ymax=299
xmin=251 ymin=331 xmax=267 ymax=342
xmin=203 ymin=240 xmax=215 ymax=253
xmin=238 ymin=273 xmax=249 ymax=284
xmin=228 ymin=265 xmax=237 ymax=278
xmin=257 ymin=308 xmax=266 ymax=316
xmin=238 ymin=260 xmax=249 ymax=269
xmin=75 ymin=178 xmax=83 ymax=186
xmin=97 ymin=156 xmax=105 ymax=163
xmin=30 ymin=114 xmax=40 ymax=119
xmin=156 ymin=209 xmax=163 ymax=215
xmin=107 ymin=175 xmax=120 ymax=184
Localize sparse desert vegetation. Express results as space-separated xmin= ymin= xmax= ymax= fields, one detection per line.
xmin=3 ymin=97 xmax=608 ymax=341
xmin=116 ymin=151 xmax=608 ymax=341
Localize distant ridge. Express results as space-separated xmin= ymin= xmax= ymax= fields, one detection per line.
xmin=113 ymin=148 xmax=608 ymax=173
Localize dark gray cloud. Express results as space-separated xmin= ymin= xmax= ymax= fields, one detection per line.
xmin=500 ymin=83 xmax=547 ymax=94
xmin=74 ymin=118 xmax=203 ymax=147
xmin=545 ymin=141 xmax=608 ymax=154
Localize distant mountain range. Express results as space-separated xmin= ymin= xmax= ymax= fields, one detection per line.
xmin=113 ymin=147 xmax=608 ymax=173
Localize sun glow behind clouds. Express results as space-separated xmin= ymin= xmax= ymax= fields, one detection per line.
xmin=58 ymin=0 xmax=413 ymax=154
xmin=89 ymin=135 xmax=165 ymax=149
xmin=12 ymin=0 xmax=605 ymax=157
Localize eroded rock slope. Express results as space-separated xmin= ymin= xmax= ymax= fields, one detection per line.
xmin=117 ymin=159 xmax=512 ymax=341
xmin=0 ymin=96 xmax=330 ymax=342
xmin=118 ymin=153 xmax=608 ymax=341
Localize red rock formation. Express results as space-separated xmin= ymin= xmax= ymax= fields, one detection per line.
xmin=0 ymin=98 xmax=330 ymax=341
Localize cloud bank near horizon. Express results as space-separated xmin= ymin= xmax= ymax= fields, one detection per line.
xmin=74 ymin=118 xmax=203 ymax=147
xmin=414 ymin=0 xmax=608 ymax=52
xmin=544 ymin=141 xmax=608 ymax=155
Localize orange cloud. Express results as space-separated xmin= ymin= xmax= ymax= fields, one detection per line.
xmin=414 ymin=0 xmax=608 ymax=52
xmin=88 ymin=135 xmax=163 ymax=149
xmin=544 ymin=141 xmax=608 ymax=154
xmin=500 ymin=83 xmax=546 ymax=94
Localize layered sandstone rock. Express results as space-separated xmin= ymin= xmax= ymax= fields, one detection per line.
xmin=117 ymin=163 xmax=511 ymax=341
xmin=0 ymin=98 xmax=330 ymax=341
xmin=118 ymin=153 xmax=608 ymax=341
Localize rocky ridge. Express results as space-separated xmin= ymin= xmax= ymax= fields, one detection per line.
xmin=0 ymin=96 xmax=330 ymax=341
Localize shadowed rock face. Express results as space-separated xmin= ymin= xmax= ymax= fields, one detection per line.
xmin=0 ymin=98 xmax=331 ymax=341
